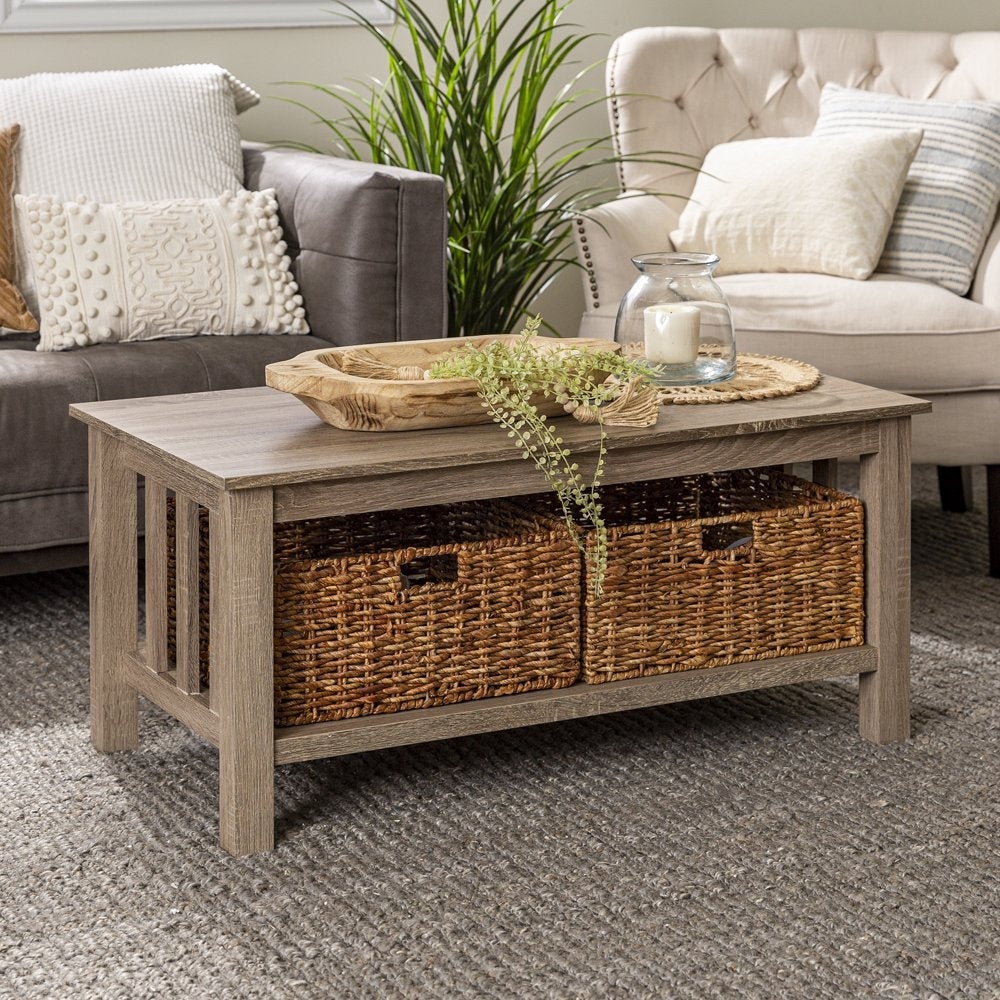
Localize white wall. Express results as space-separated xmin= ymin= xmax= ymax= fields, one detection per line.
xmin=1 ymin=0 xmax=997 ymax=334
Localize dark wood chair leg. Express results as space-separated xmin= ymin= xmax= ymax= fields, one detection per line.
xmin=937 ymin=465 xmax=973 ymax=513
xmin=988 ymin=465 xmax=1000 ymax=579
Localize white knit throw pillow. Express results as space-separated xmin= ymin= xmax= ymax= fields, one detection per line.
xmin=0 ymin=64 xmax=257 ymax=204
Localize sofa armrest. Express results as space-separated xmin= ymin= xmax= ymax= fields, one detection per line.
xmin=970 ymin=214 xmax=1000 ymax=311
xmin=242 ymin=143 xmax=447 ymax=345
xmin=574 ymin=193 xmax=676 ymax=322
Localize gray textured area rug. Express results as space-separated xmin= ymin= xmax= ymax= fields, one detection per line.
xmin=1 ymin=465 xmax=998 ymax=1000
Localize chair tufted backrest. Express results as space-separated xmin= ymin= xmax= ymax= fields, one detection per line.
xmin=611 ymin=27 xmax=1000 ymax=224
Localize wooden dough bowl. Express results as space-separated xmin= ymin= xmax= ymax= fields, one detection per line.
xmin=265 ymin=335 xmax=619 ymax=432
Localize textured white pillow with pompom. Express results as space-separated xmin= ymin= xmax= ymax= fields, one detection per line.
xmin=15 ymin=189 xmax=308 ymax=352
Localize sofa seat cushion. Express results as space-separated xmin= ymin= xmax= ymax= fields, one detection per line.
xmin=717 ymin=272 xmax=1000 ymax=395
xmin=0 ymin=334 xmax=333 ymax=551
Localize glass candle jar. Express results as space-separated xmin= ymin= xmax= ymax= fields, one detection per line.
xmin=614 ymin=252 xmax=737 ymax=386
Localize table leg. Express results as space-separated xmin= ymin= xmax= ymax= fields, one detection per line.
xmin=858 ymin=417 xmax=912 ymax=743
xmin=89 ymin=428 xmax=139 ymax=752
xmin=210 ymin=488 xmax=275 ymax=855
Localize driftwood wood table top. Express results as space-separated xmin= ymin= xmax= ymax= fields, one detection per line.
xmin=70 ymin=376 xmax=930 ymax=493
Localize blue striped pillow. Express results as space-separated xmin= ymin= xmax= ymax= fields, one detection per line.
xmin=813 ymin=84 xmax=1000 ymax=295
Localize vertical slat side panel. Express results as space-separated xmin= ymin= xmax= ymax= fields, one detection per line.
xmin=175 ymin=497 xmax=202 ymax=695
xmin=144 ymin=479 xmax=169 ymax=674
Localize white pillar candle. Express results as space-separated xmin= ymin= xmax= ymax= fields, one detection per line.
xmin=643 ymin=303 xmax=701 ymax=365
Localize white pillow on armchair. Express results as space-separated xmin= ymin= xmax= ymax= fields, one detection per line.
xmin=671 ymin=129 xmax=923 ymax=279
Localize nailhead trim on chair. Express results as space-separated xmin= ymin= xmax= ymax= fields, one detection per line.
xmin=574 ymin=218 xmax=600 ymax=309
xmin=607 ymin=40 xmax=626 ymax=192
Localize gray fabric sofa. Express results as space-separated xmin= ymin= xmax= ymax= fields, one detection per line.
xmin=0 ymin=144 xmax=448 ymax=576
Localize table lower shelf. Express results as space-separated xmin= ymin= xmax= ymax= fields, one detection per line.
xmin=126 ymin=645 xmax=878 ymax=766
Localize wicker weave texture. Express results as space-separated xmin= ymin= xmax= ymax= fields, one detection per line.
xmin=581 ymin=470 xmax=865 ymax=683
xmin=167 ymin=500 xmax=581 ymax=725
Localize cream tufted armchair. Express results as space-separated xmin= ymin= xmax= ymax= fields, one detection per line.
xmin=574 ymin=27 xmax=1000 ymax=575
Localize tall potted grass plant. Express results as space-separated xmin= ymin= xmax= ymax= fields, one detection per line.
xmin=279 ymin=0 xmax=646 ymax=337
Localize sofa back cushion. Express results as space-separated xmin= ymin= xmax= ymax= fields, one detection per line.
xmin=243 ymin=145 xmax=449 ymax=346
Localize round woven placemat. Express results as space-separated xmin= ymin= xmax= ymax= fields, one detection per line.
xmin=658 ymin=353 xmax=821 ymax=404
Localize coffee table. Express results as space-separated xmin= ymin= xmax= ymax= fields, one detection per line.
xmin=70 ymin=377 xmax=930 ymax=855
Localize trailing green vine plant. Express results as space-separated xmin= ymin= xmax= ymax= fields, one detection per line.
xmin=428 ymin=317 xmax=660 ymax=596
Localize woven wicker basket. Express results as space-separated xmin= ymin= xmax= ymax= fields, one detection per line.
xmin=577 ymin=469 xmax=865 ymax=683
xmin=166 ymin=500 xmax=581 ymax=725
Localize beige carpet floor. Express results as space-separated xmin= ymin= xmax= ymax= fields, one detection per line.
xmin=1 ymin=464 xmax=998 ymax=999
